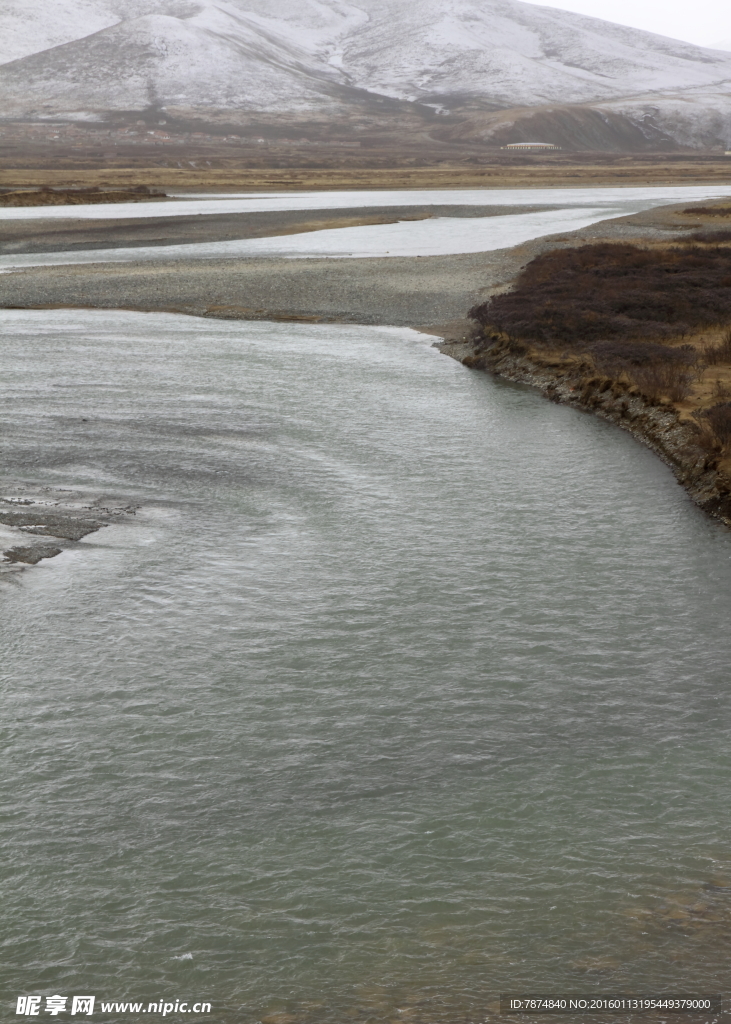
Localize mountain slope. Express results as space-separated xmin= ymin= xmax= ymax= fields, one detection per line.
xmin=0 ymin=0 xmax=730 ymax=147
xmin=0 ymin=5 xmax=351 ymax=114
xmin=336 ymin=0 xmax=731 ymax=107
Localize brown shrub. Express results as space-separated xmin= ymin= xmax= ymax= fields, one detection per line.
xmin=701 ymin=329 xmax=731 ymax=366
xmin=692 ymin=415 xmax=719 ymax=454
xmin=469 ymin=244 xmax=731 ymax=348
xmin=631 ymin=362 xmax=694 ymax=402
xmin=590 ymin=339 xmax=693 ymax=373
xmin=693 ymin=402 xmax=731 ymax=453
xmin=688 ymin=230 xmax=731 ymax=244
xmin=683 ymin=206 xmax=731 ymax=216
xmin=571 ymin=339 xmax=696 ymax=401
xmin=707 ymin=403 xmax=731 ymax=446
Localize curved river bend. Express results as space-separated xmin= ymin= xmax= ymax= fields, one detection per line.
xmin=1 ymin=309 xmax=731 ymax=1022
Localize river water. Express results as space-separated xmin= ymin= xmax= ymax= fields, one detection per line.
xmin=0 ymin=207 xmax=615 ymax=268
xmin=2 ymin=307 xmax=731 ymax=1022
xmin=2 ymin=184 xmax=730 ymax=270
xmin=1 ymin=184 xmax=728 ymax=221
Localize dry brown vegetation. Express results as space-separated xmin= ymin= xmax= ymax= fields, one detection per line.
xmin=683 ymin=205 xmax=731 ymax=216
xmin=469 ymin=244 xmax=731 ymax=345
xmin=468 ymin=242 xmax=731 ymax=463
xmin=1 ymin=157 xmax=731 ymax=193
xmin=0 ymin=185 xmax=165 ymax=206
xmin=688 ymin=229 xmax=731 ymax=243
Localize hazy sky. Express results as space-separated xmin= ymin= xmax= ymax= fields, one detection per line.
xmin=527 ymin=0 xmax=731 ymax=49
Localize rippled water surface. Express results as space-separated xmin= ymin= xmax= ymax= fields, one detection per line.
xmin=2 ymin=310 xmax=731 ymax=1022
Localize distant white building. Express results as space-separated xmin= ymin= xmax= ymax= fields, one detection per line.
xmin=501 ymin=142 xmax=562 ymax=150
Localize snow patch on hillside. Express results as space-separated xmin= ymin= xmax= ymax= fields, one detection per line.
xmin=0 ymin=0 xmax=119 ymax=64
xmin=0 ymin=0 xmax=730 ymax=134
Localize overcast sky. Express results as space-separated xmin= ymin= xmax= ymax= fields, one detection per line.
xmin=526 ymin=0 xmax=731 ymax=49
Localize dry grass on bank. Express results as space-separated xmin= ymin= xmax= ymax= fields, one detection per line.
xmin=0 ymin=186 xmax=166 ymax=206
xmin=1 ymin=160 xmax=731 ymax=193
xmin=468 ymin=240 xmax=731 ymax=470
xmin=684 ymin=205 xmax=731 ymax=216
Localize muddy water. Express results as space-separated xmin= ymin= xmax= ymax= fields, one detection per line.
xmin=1 ymin=309 xmax=731 ymax=1022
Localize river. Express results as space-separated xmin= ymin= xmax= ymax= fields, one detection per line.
xmin=1 ymin=185 xmax=730 ymax=270
xmin=2 ymin=302 xmax=731 ymax=1022
xmin=4 ymin=184 xmax=731 ymax=1019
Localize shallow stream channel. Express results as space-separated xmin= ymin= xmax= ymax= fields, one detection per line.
xmin=2 ymin=188 xmax=731 ymax=1023
xmin=1 ymin=184 xmax=730 ymax=266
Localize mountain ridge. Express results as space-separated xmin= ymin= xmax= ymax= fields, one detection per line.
xmin=1 ymin=0 xmax=730 ymax=149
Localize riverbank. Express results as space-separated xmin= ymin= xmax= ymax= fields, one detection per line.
xmin=4 ymin=305 xmax=731 ymax=1018
xmin=0 ymin=250 xmax=511 ymax=325
xmin=440 ymin=333 xmax=731 ymax=527
xmin=437 ymin=200 xmax=731 ymax=528
xmin=0 ymin=204 xmax=554 ymax=255
xmin=0 ymin=186 xmax=166 ymax=206
xmin=2 ymin=159 xmax=731 ymax=192
xmin=3 ymin=192 xmax=731 ymax=549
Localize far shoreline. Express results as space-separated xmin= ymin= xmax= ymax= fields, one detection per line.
xmin=2 ymin=158 xmax=731 ymax=194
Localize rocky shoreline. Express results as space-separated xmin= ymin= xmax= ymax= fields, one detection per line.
xmin=438 ymin=332 xmax=731 ymax=529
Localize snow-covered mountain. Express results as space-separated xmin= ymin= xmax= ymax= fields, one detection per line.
xmin=1 ymin=0 xmax=730 ymax=146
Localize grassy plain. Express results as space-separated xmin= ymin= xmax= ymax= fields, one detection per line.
xmin=1 ymin=158 xmax=730 ymax=193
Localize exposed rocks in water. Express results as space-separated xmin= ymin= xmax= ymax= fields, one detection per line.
xmin=0 ymin=495 xmax=138 ymax=571
xmin=0 ymin=502 xmax=110 ymax=540
xmin=3 ymin=544 xmax=63 ymax=564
